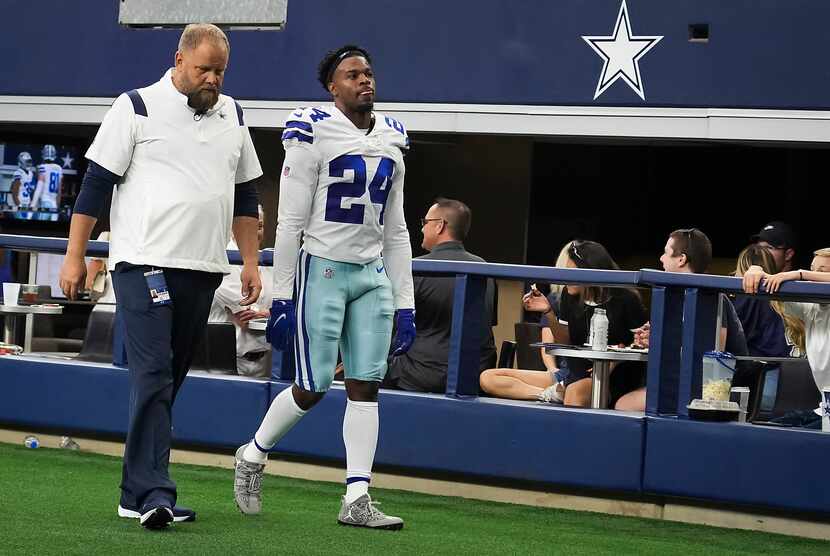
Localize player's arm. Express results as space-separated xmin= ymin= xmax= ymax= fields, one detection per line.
xmin=271 ymin=143 xmax=319 ymax=299
xmin=9 ymin=177 xmax=20 ymax=209
xmin=382 ymin=161 xmax=414 ymax=310
xmin=383 ymin=159 xmax=416 ymax=355
xmin=30 ymin=171 xmax=45 ymax=209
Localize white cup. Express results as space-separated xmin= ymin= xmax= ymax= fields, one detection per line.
xmin=730 ymin=386 xmax=750 ymax=423
xmin=822 ymin=388 xmax=830 ymax=432
xmin=3 ymin=283 xmax=20 ymax=306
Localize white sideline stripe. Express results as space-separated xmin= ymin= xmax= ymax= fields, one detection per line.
xmin=1 ymin=429 xmax=828 ymax=541
xmin=4 ymin=96 xmax=830 ymax=142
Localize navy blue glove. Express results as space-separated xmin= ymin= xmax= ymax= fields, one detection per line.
xmin=266 ymin=299 xmax=295 ymax=350
xmin=392 ymin=308 xmax=416 ymax=356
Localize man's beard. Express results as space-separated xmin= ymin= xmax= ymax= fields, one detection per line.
xmin=188 ymin=88 xmax=219 ymax=115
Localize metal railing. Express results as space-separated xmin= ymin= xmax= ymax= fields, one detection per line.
xmin=3 ymin=234 xmax=829 ymax=418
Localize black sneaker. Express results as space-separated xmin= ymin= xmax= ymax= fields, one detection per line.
xmin=138 ymin=504 xmax=174 ymax=530
xmin=119 ymin=504 xmax=196 ymax=523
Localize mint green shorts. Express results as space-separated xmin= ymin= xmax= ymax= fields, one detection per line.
xmin=293 ymin=250 xmax=395 ymax=392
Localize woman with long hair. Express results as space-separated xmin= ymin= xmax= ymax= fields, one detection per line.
xmin=733 ymin=244 xmax=805 ymax=357
xmin=480 ymin=240 xmax=648 ymax=407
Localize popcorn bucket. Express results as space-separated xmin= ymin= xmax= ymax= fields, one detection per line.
xmin=702 ymin=351 xmax=735 ymax=401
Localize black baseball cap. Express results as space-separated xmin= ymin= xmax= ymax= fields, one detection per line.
xmin=751 ymin=221 xmax=797 ymax=249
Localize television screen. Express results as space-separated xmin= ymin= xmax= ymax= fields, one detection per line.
xmin=0 ymin=142 xmax=83 ymax=223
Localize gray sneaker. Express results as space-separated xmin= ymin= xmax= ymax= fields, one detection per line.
xmin=337 ymin=494 xmax=404 ymax=530
xmin=234 ymin=443 xmax=265 ymax=515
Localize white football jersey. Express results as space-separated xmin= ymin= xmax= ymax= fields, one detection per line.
xmin=272 ymin=105 xmax=415 ymax=309
xmin=36 ymin=162 xmax=62 ymax=208
xmin=12 ymin=168 xmax=35 ymax=206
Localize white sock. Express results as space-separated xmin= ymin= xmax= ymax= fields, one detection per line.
xmin=343 ymin=399 xmax=378 ymax=504
xmin=243 ymin=387 xmax=307 ymax=464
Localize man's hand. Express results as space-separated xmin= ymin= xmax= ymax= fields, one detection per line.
xmin=633 ymin=322 xmax=650 ymax=348
xmin=234 ymin=308 xmax=270 ymax=326
xmin=59 ymin=255 xmax=87 ymax=300
xmin=392 ymin=308 xmax=416 ymax=356
xmin=239 ymin=262 xmax=262 ymax=306
xmin=266 ymin=299 xmax=295 ymax=349
xmin=742 ymin=265 xmax=768 ymax=294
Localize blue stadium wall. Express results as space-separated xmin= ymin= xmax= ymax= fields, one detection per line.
xmin=2 ymin=0 xmax=829 ymax=110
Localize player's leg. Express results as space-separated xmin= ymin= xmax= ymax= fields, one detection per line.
xmin=235 ymin=253 xmax=346 ymax=514
xmin=337 ymin=261 xmax=402 ymax=530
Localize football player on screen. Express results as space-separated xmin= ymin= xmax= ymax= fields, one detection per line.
xmin=9 ymin=152 xmax=36 ymax=216
xmin=31 ymin=144 xmax=63 ymax=221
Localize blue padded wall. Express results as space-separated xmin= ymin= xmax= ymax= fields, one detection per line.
xmin=644 ymin=418 xmax=830 ymax=514
xmin=268 ymin=382 xmax=646 ymax=492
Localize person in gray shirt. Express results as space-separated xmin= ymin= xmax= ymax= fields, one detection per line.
xmin=384 ymin=198 xmax=497 ymax=393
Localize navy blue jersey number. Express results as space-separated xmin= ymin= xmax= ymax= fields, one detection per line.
xmin=325 ymin=155 xmax=395 ymax=225
xmin=384 ymin=116 xmax=405 ymax=135
xmin=309 ymin=108 xmax=331 ymax=123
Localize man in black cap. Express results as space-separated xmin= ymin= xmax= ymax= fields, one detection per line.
xmin=752 ymin=221 xmax=798 ymax=273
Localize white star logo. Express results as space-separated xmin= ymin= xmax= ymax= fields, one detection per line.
xmin=582 ymin=0 xmax=663 ymax=101
xmin=61 ymin=152 xmax=74 ymax=169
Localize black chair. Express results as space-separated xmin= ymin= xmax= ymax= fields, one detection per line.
xmin=191 ymin=322 xmax=236 ymax=374
xmin=497 ymin=340 xmax=516 ymax=368
xmin=514 ymin=322 xmax=546 ymax=371
xmin=75 ymin=306 xmax=116 ymax=363
xmin=751 ymin=358 xmax=821 ymax=422
xmin=206 ymin=322 xmax=237 ymax=374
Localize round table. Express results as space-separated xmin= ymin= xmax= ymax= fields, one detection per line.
xmin=0 ymin=304 xmax=63 ymax=346
xmin=532 ymin=343 xmax=648 ymax=409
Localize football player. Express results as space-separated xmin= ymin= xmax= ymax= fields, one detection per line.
xmin=10 ymin=151 xmax=35 ymax=214
xmin=31 ymin=144 xmax=63 ymax=221
xmin=233 ymin=45 xmax=415 ymax=530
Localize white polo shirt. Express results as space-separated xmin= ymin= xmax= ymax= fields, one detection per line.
xmin=86 ymin=69 xmax=263 ymax=274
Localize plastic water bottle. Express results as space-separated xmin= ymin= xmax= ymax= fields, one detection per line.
xmin=24 ymin=435 xmax=39 ymax=449
xmin=590 ymin=308 xmax=609 ymax=351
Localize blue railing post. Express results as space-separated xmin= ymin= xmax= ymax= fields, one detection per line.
xmin=677 ymin=287 xmax=719 ymax=418
xmin=645 ymin=286 xmax=684 ymax=416
xmin=446 ymin=274 xmax=487 ymax=397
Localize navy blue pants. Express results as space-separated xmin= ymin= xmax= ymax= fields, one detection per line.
xmin=112 ymin=263 xmax=222 ymax=510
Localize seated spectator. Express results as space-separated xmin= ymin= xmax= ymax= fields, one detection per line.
xmin=617 ymin=228 xmax=749 ymax=412
xmin=479 ymin=327 xmax=560 ymax=401
xmin=384 ymin=198 xmax=497 ymax=393
xmin=482 ymin=240 xmax=648 ymax=408
xmin=732 ymin=244 xmax=804 ymax=358
xmin=209 ymin=206 xmax=272 ymax=378
xmin=743 ymin=247 xmax=830 ymax=428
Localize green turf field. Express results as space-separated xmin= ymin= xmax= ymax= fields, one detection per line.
xmin=0 ymin=442 xmax=826 ymax=555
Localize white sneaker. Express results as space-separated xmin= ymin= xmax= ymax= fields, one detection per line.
xmin=337 ymin=494 xmax=403 ymax=530
xmin=538 ymin=382 xmax=564 ymax=404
